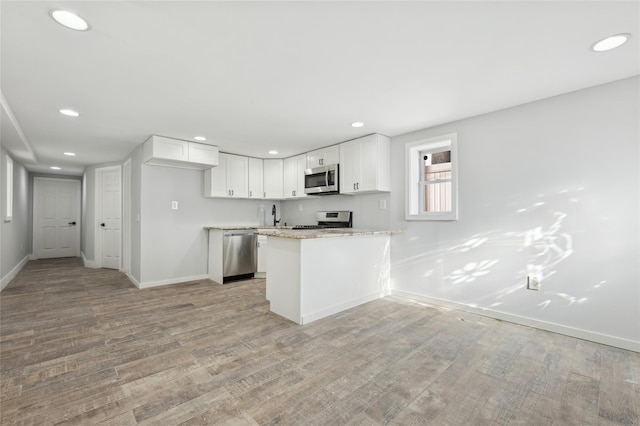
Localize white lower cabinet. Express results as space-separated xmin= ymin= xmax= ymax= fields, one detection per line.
xmin=256 ymin=234 xmax=268 ymax=276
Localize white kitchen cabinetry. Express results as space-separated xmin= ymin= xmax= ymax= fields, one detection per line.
xmin=306 ymin=145 xmax=340 ymax=168
xmin=204 ymin=153 xmax=248 ymax=198
xmin=143 ymin=135 xmax=219 ymax=169
xmin=263 ymin=159 xmax=284 ymax=199
xmin=283 ymin=154 xmax=307 ymax=199
xmin=248 ymin=158 xmax=264 ymax=199
xmin=266 ymin=233 xmax=391 ymax=325
xmin=340 ymin=134 xmax=391 ymax=194
xmin=256 ymin=233 xmax=269 ymax=277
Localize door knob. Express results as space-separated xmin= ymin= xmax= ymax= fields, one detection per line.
xmin=101 ymin=223 xmax=106 ymax=227
xmin=68 ymin=221 xmax=76 ymax=225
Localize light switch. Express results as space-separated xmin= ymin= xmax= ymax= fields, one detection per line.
xmin=379 ymin=199 xmax=387 ymax=210
xmin=171 ymin=201 xmax=178 ymax=210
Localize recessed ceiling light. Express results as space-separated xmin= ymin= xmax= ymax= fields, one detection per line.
xmin=194 ymin=136 xmax=206 ymax=141
xmin=50 ymin=9 xmax=90 ymax=31
xmin=50 ymin=166 xmax=61 ymax=170
xmin=59 ymin=109 xmax=80 ymax=117
xmin=268 ymin=150 xmax=278 ymax=155
xmin=351 ymin=122 xmax=365 ymax=128
xmin=64 ymin=152 xmax=76 ymax=156
xmin=591 ymin=33 xmax=631 ymax=52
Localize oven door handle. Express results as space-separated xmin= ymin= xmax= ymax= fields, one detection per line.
xmin=324 ymin=170 xmax=330 ymax=187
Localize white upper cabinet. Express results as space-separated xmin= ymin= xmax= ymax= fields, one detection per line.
xmin=340 ymin=134 xmax=391 ymax=194
xmin=143 ymin=135 xmax=218 ymax=169
xmin=263 ymin=159 xmax=284 ymax=199
xmin=248 ymin=158 xmax=264 ymax=199
xmin=306 ymin=145 xmax=340 ymax=168
xmin=204 ymin=153 xmax=248 ymax=198
xmin=283 ymin=154 xmax=307 ymax=199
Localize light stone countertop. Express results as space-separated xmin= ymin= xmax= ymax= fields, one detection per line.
xmin=204 ymin=226 xmax=400 ymax=239
xmin=203 ymin=225 xmax=293 ymax=230
xmin=254 ymin=228 xmax=400 ymax=239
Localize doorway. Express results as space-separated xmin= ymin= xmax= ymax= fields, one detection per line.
xmin=95 ymin=166 xmax=122 ymax=269
xmin=33 ymin=178 xmax=81 ymax=259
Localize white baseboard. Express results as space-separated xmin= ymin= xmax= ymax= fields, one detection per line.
xmin=125 ymin=272 xmax=141 ymax=289
xmin=301 ymin=291 xmax=380 ymax=325
xmin=1 ymin=254 xmax=30 ymax=292
xmin=137 ymin=274 xmax=209 ymax=289
xmin=81 ymin=252 xmax=99 ymax=268
xmin=391 ymin=289 xmax=640 ymax=353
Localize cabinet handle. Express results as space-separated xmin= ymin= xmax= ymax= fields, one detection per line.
xmin=357 ymin=183 xmax=359 ymax=190
xmin=353 ymin=183 xmax=356 ymax=190
xmin=249 ymin=191 xmax=252 ymax=197
xmin=264 ymin=192 xmax=266 ymax=198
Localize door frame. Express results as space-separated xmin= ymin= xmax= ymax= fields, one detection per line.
xmin=95 ymin=165 xmax=122 ymax=269
xmin=32 ymin=177 xmax=81 ymax=259
xmin=122 ymin=159 xmax=131 ymax=274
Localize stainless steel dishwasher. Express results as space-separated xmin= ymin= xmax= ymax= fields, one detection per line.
xmin=223 ymin=229 xmax=257 ymax=282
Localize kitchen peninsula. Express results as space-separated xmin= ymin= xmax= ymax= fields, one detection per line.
xmin=255 ymin=228 xmax=393 ymax=325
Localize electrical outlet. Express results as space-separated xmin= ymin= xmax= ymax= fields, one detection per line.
xmin=379 ymin=199 xmax=387 ymax=210
xmin=298 ymin=204 xmax=303 ymax=212
xmin=527 ymin=275 xmax=540 ymax=291
xmin=171 ymin=201 xmax=178 ymax=210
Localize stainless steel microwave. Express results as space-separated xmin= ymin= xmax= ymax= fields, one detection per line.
xmin=304 ymin=164 xmax=339 ymax=195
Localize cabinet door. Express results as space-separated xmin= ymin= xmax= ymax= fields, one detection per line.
xmin=322 ymin=145 xmax=340 ymax=166
xmin=263 ymin=159 xmax=284 ymax=199
xmin=294 ymin=155 xmax=307 ymax=198
xmin=356 ymin=135 xmax=379 ymax=192
xmin=188 ymin=143 xmax=219 ymax=166
xmin=306 ymin=149 xmax=323 ymax=168
xmin=285 ymin=154 xmax=307 ymax=198
xmin=339 ymin=140 xmax=358 ymax=194
xmin=256 ymin=235 xmax=268 ymax=273
xmin=248 ymin=158 xmax=264 ymax=198
xmin=226 ymin=154 xmax=249 ymax=198
xmin=147 ymin=136 xmax=189 ymax=161
xmin=283 ymin=156 xmax=297 ymax=198
xmin=204 ymin=155 xmax=229 ymax=198
xmin=307 ymin=146 xmax=339 ymax=168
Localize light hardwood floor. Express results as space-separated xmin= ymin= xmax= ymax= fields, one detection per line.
xmin=1 ymin=258 xmax=638 ymax=425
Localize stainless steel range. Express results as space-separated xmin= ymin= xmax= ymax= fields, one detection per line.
xmin=292 ymin=211 xmax=352 ymax=230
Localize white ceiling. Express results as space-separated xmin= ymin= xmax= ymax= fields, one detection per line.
xmin=1 ymin=1 xmax=638 ymax=176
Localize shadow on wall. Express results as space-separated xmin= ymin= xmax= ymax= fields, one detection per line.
xmin=392 ymin=186 xmax=598 ymax=311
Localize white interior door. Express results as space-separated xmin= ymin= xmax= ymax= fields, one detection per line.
xmin=33 ymin=178 xmax=81 ymax=259
xmin=98 ymin=167 xmax=121 ymax=269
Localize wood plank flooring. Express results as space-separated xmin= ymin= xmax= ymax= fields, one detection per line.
xmin=1 ymin=257 xmax=638 ymax=425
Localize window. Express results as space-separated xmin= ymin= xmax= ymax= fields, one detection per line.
xmin=5 ymin=154 xmax=13 ymax=221
xmin=405 ymin=133 xmax=458 ymax=220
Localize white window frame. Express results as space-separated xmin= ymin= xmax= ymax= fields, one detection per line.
xmin=5 ymin=154 xmax=13 ymax=222
xmin=405 ymin=133 xmax=458 ymax=221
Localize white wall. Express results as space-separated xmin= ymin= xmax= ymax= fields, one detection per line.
xmin=81 ymin=168 xmax=95 ymax=262
xmin=130 ymin=147 xmax=142 ymax=282
xmin=280 ymin=192 xmax=391 ymax=229
xmin=389 ymin=76 xmax=639 ymax=350
xmin=1 ymin=149 xmax=30 ymax=290
xmin=138 ymin=162 xmax=281 ymax=286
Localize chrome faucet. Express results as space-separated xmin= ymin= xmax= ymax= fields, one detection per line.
xmin=272 ymin=204 xmax=280 ymax=226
